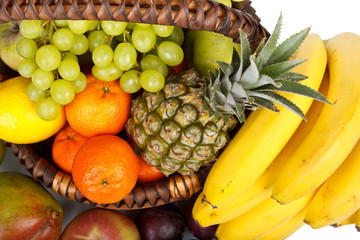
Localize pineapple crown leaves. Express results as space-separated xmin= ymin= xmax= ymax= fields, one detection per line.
xmin=201 ymin=13 xmax=330 ymax=123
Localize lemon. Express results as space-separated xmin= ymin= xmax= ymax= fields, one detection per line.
xmin=0 ymin=76 xmax=66 ymax=144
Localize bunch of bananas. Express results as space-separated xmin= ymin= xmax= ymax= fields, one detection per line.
xmin=192 ymin=32 xmax=360 ymax=239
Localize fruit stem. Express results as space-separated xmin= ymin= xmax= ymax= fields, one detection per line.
xmin=102 ymin=179 xmax=109 ymax=187
xmin=51 ymin=20 xmax=58 ymax=31
xmin=50 ymin=210 xmax=60 ymax=219
xmin=107 ymin=36 xmax=114 ymax=46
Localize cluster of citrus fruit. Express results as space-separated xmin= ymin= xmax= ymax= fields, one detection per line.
xmin=51 ymin=73 xmax=165 ymax=204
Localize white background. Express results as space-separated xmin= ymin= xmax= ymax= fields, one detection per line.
xmin=252 ymin=0 xmax=360 ymax=239
xmin=2 ymin=0 xmax=360 ymax=239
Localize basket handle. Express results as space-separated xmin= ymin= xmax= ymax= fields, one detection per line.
xmin=0 ymin=0 xmax=269 ymax=49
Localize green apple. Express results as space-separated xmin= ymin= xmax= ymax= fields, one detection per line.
xmin=0 ymin=140 xmax=5 ymax=165
xmin=191 ymin=0 xmax=236 ymax=77
xmin=0 ymin=22 xmax=23 ymax=71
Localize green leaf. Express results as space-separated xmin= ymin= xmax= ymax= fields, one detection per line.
xmin=240 ymin=59 xmax=259 ymax=89
xmin=248 ymin=91 xmax=306 ymax=120
xmin=261 ymin=59 xmax=307 ymax=78
xmin=254 ymin=80 xmax=331 ymax=104
xmin=220 ymin=74 xmax=232 ymax=92
xmin=230 ymin=50 xmax=243 ymax=82
xmin=252 ymin=96 xmax=278 ymax=112
xmin=258 ymin=13 xmax=283 ymax=66
xmin=239 ymin=29 xmax=251 ymax=71
xmin=275 ymin=72 xmax=308 ymax=82
xmin=254 ymin=38 xmax=266 ymax=58
xmin=234 ymin=102 xmax=246 ymax=122
xmin=265 ymin=27 xmax=310 ymax=67
xmin=251 ymin=74 xmax=281 ymax=89
xmin=231 ymin=47 xmax=241 ymax=71
xmin=231 ymin=82 xmax=249 ymax=100
xmin=217 ymin=61 xmax=233 ymax=77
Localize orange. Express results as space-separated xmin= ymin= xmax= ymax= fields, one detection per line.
xmin=65 ymin=74 xmax=131 ymax=138
xmin=137 ymin=156 xmax=166 ymax=184
xmin=72 ymin=135 xmax=139 ymax=204
xmin=52 ymin=124 xmax=89 ymax=175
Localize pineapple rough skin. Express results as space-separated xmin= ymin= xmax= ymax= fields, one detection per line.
xmin=125 ymin=70 xmax=237 ymax=176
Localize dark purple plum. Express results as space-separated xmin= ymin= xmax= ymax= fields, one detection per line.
xmin=185 ymin=196 xmax=218 ymax=240
xmin=136 ymin=203 xmax=185 ymax=240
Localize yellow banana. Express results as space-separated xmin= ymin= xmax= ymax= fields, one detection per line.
xmin=332 ymin=210 xmax=358 ymax=228
xmin=304 ymin=136 xmax=360 ymax=228
xmin=260 ymin=206 xmax=308 ymax=240
xmin=355 ymin=209 xmax=360 ymax=231
xmin=193 ymin=33 xmax=327 ymax=225
xmin=215 ymin=190 xmax=317 ymax=240
xmin=272 ymin=32 xmax=360 ymax=205
xmin=193 ymin=67 xmax=329 ymax=227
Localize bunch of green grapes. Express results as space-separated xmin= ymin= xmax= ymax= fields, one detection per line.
xmin=17 ymin=20 xmax=94 ymax=121
xmin=17 ymin=19 xmax=185 ymax=121
xmin=89 ymin=22 xmax=185 ymax=93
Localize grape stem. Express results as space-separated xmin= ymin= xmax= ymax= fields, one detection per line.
xmin=107 ymin=35 xmax=114 ymax=46
xmin=51 ymin=21 xmax=58 ymax=31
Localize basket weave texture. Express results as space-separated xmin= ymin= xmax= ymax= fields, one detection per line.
xmin=0 ymin=0 xmax=268 ymax=49
xmin=3 ymin=0 xmax=269 ymax=209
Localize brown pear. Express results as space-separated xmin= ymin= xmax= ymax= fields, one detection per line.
xmin=0 ymin=171 xmax=63 ymax=239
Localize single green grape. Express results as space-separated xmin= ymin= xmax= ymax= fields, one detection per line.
xmin=58 ymin=58 xmax=80 ymax=81
xmin=163 ymin=27 xmax=185 ymax=46
xmin=126 ymin=22 xmax=136 ymax=30
xmin=26 ymin=82 xmax=46 ymax=101
xmin=113 ymin=42 xmax=137 ymax=71
xmin=54 ymin=20 xmax=68 ymax=27
xmin=87 ymin=30 xmax=111 ymax=52
xmin=131 ymin=25 xmax=156 ymax=53
xmin=92 ymin=62 xmax=123 ymax=82
xmin=70 ymin=34 xmax=89 ymax=55
xmin=18 ymin=58 xmax=38 ymax=78
xmin=71 ymin=72 xmax=87 ymax=93
xmin=31 ymin=68 xmax=54 ymax=90
xmin=35 ymin=45 xmax=61 ymax=71
xmin=140 ymin=69 xmax=165 ymax=92
xmin=147 ymin=36 xmax=163 ymax=55
xmin=88 ymin=20 xmax=100 ymax=31
xmin=157 ymin=41 xmax=184 ymax=66
xmin=20 ymin=20 xmax=43 ymax=39
xmin=140 ymin=54 xmax=168 ymax=77
xmin=36 ymin=97 xmax=61 ymax=121
xmin=62 ymin=52 xmax=79 ymax=62
xmin=101 ymin=21 xmax=128 ymax=36
xmin=152 ymin=24 xmax=174 ymax=37
xmin=136 ymin=23 xmax=151 ymax=28
xmin=16 ymin=38 xmax=38 ymax=58
xmin=67 ymin=20 xmax=91 ymax=35
xmin=92 ymin=44 xmax=113 ymax=68
xmin=120 ymin=70 xmax=141 ymax=93
xmin=50 ymin=79 xmax=75 ymax=105
xmin=52 ymin=28 xmax=75 ymax=51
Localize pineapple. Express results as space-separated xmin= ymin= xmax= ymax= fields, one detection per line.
xmin=125 ymin=15 xmax=328 ymax=176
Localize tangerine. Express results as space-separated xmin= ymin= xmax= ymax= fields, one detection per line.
xmin=52 ymin=124 xmax=89 ymax=175
xmin=72 ymin=135 xmax=139 ymax=204
xmin=65 ymin=74 xmax=131 ymax=138
xmin=137 ymin=156 xmax=166 ymax=184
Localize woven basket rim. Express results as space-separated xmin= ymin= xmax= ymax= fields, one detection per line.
xmin=0 ymin=0 xmax=269 ymax=49
xmin=7 ymin=140 xmax=212 ymax=209
xmin=2 ymin=0 xmax=268 ymax=209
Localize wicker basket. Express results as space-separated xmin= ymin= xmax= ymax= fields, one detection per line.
xmin=3 ymin=0 xmax=269 ymax=209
